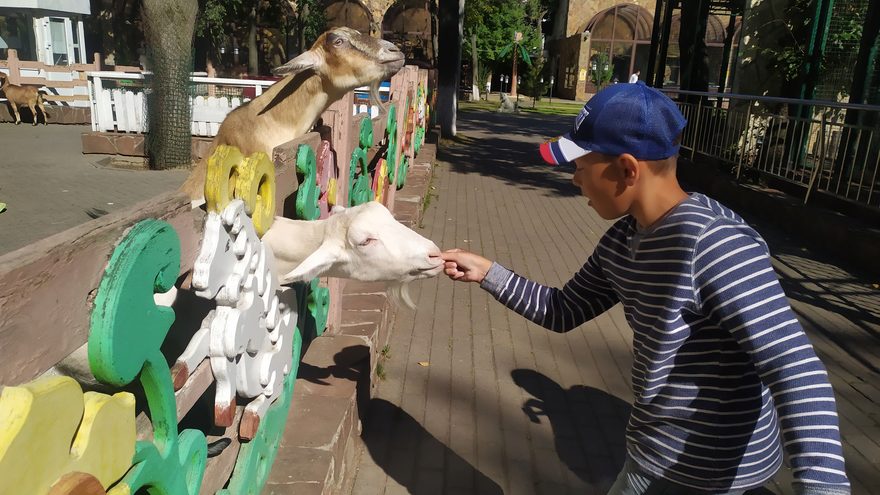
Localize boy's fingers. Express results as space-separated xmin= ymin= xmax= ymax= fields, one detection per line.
xmin=440 ymin=249 xmax=465 ymax=261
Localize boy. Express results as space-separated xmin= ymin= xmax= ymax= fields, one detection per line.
xmin=440 ymin=82 xmax=850 ymax=495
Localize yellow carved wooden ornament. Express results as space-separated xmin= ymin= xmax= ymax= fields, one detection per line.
xmin=205 ymin=145 xmax=245 ymax=214
xmin=0 ymin=376 xmax=135 ymax=495
xmin=236 ymin=151 xmax=276 ymax=236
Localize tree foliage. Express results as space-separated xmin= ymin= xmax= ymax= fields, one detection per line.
xmin=751 ymin=0 xmax=865 ymax=98
xmin=463 ymin=0 xmax=555 ymax=76
xmin=590 ymin=51 xmax=613 ymax=90
xmin=194 ymin=0 xmax=324 ymax=73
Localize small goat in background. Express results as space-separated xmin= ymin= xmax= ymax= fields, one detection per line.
xmin=0 ymin=73 xmax=48 ymax=125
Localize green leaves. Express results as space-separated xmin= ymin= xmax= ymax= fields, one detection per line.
xmin=519 ymin=45 xmax=532 ymax=66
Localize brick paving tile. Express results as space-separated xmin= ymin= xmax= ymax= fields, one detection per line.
xmin=348 ymin=110 xmax=880 ymax=494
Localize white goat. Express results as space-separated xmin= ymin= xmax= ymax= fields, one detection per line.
xmin=179 ymin=27 xmax=403 ymax=200
xmin=261 ymin=201 xmax=443 ymax=307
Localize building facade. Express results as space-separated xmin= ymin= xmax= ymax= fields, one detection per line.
xmin=0 ymin=0 xmax=89 ymax=64
xmin=324 ymin=0 xmax=437 ymax=66
xmin=550 ymin=0 xmax=741 ymax=101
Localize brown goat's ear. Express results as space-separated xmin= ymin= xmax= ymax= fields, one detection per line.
xmin=272 ymin=51 xmax=322 ymax=77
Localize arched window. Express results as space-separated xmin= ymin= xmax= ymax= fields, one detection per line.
xmin=666 ymin=14 xmax=741 ymax=88
xmin=382 ymin=0 xmax=435 ymax=64
xmin=584 ymin=4 xmax=653 ymax=89
xmin=324 ymin=0 xmax=373 ymax=35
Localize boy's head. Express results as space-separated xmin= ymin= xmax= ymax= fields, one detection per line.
xmin=539 ymin=82 xmax=687 ymax=220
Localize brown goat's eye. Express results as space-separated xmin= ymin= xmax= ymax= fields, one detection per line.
xmin=334 ymin=37 xmax=345 ymax=47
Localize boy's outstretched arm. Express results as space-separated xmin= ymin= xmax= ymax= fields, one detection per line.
xmin=694 ymin=220 xmax=850 ymax=495
xmin=441 ymin=249 xmax=618 ymax=332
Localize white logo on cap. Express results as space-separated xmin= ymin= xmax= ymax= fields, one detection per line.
xmin=575 ymin=106 xmax=590 ymax=131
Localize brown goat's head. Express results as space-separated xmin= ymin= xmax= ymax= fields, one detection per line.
xmin=271 ymin=27 xmax=404 ymax=92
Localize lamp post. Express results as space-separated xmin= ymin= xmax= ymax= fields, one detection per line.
xmin=549 ymin=75 xmax=555 ymax=104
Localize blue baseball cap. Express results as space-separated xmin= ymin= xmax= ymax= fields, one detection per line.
xmin=540 ymin=82 xmax=687 ymax=165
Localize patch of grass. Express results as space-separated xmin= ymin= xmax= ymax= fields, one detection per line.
xmin=458 ymin=100 xmax=498 ymax=113
xmin=376 ymin=361 xmax=386 ymax=380
xmin=380 ymin=344 xmax=391 ymax=359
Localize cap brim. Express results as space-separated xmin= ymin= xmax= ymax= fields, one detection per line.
xmin=540 ymin=134 xmax=591 ymax=165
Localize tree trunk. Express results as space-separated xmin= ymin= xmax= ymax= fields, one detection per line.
xmin=142 ymin=0 xmax=197 ymax=169
xmin=437 ymin=0 xmax=463 ymax=138
xmin=510 ymin=45 xmax=518 ymax=97
xmin=298 ymin=3 xmax=310 ymax=54
xmin=248 ymin=4 xmax=259 ymax=75
xmin=470 ymin=33 xmax=480 ymax=101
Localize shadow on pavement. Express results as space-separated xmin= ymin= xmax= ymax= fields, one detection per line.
xmin=511 ymin=369 xmax=777 ymax=495
xmin=512 ymin=368 xmax=629 ymax=492
xmin=358 ymin=397 xmax=503 ymax=495
xmin=440 ymin=111 xmax=582 ymax=199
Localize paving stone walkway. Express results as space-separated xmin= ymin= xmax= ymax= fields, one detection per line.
xmin=348 ymin=109 xmax=880 ymax=495
xmin=0 ymin=123 xmax=188 ymax=255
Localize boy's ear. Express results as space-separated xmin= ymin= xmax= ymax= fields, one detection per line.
xmin=617 ymin=153 xmax=640 ymax=184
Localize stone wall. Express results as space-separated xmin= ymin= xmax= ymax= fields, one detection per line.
xmin=549 ymin=34 xmax=588 ymax=101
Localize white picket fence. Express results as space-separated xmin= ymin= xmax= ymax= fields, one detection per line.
xmin=87 ymin=71 xmax=389 ymax=137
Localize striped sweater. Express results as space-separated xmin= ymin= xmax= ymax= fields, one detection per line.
xmin=480 ymin=193 xmax=849 ymax=494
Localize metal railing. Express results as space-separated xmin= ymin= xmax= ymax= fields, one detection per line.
xmin=661 ymin=88 xmax=880 ymax=210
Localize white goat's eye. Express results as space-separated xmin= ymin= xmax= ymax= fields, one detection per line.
xmin=358 ymin=238 xmax=376 ymax=247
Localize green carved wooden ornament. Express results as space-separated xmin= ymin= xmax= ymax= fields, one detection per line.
xmin=385 ymin=104 xmax=398 ymax=182
xmin=305 ymin=279 xmax=330 ymax=339
xmin=349 ymin=117 xmax=375 ymax=207
xmin=88 ymin=219 xmax=207 ymax=495
xmin=295 ymin=144 xmax=320 ymax=221
xmin=396 ymin=154 xmax=410 ymax=190
xmin=414 ymin=85 xmax=424 ymax=154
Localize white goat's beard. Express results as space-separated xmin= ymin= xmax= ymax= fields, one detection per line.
xmin=386 ymin=281 xmax=416 ymax=310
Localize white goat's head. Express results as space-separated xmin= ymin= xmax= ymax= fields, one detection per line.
xmin=272 ymin=27 xmax=404 ymax=96
xmin=261 ymin=202 xmax=442 ymax=307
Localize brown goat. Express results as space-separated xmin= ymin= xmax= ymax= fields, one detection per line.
xmin=179 ymin=27 xmax=404 ymax=200
xmin=0 ymin=73 xmax=48 ymax=125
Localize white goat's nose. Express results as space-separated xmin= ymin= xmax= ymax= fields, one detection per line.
xmin=426 ymin=241 xmax=441 ymax=256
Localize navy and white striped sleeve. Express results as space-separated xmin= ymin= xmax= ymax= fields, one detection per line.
xmin=479 ymin=252 xmax=619 ymax=333
xmin=693 ymin=218 xmax=850 ymax=494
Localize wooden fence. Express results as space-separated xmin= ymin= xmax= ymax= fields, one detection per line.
xmin=0 ymin=48 xmax=141 ymax=124
xmin=0 ymin=49 xmax=142 ymax=107
xmin=87 ymin=72 xmax=391 ymax=136
xmin=0 ymin=64 xmax=434 ymax=495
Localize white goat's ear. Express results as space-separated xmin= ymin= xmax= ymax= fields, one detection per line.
xmin=272 ymin=51 xmax=322 ymax=77
xmin=330 ymin=205 xmax=346 ymax=214
xmin=280 ymin=241 xmax=343 ymax=283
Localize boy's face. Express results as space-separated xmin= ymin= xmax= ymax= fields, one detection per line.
xmin=571 ymin=153 xmax=634 ymax=220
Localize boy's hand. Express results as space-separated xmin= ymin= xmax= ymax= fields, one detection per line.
xmin=440 ymin=249 xmax=492 ymax=283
